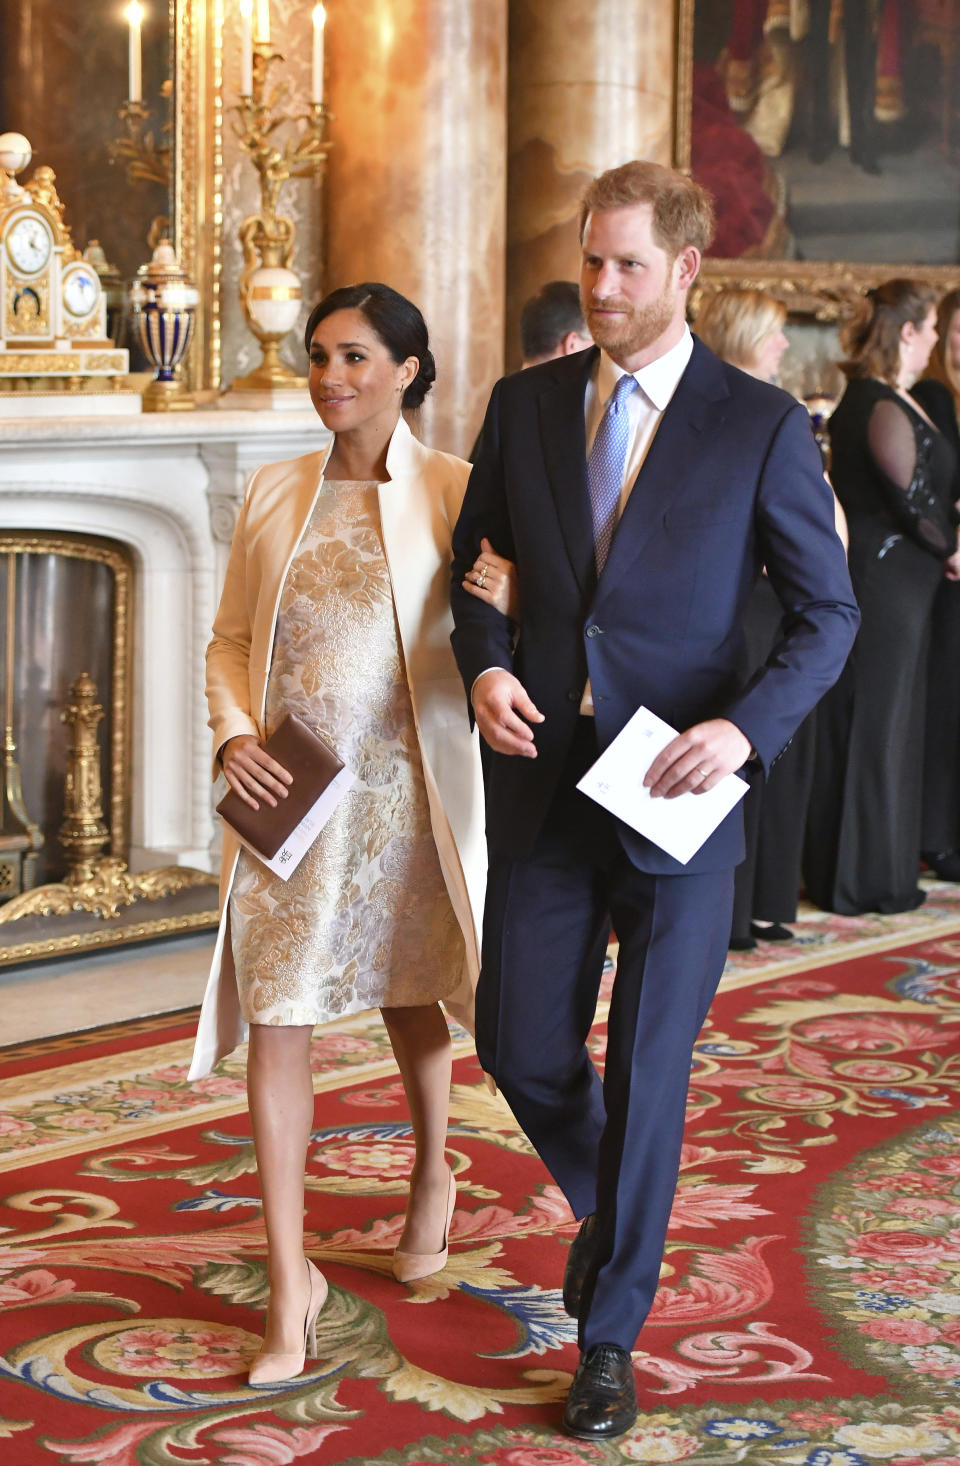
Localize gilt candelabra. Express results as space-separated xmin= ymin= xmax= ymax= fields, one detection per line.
xmin=230 ymin=43 xmax=331 ymax=393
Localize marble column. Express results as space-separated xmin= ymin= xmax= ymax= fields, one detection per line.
xmin=507 ymin=0 xmax=676 ymax=369
xmin=325 ymin=0 xmax=507 ymax=456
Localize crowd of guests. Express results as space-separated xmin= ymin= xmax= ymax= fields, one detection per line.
xmin=702 ymin=278 xmax=960 ymax=938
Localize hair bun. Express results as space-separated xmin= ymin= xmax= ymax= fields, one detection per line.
xmin=403 ymin=347 xmax=436 ymax=409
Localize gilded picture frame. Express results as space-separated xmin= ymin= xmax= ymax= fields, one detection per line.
xmin=674 ymin=0 xmax=960 ymax=320
xmin=173 ymin=0 xmax=223 ymax=390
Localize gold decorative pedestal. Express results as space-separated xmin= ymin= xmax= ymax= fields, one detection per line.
xmin=141 ymin=376 xmax=196 ymax=412
xmin=0 ymin=673 xmax=217 ymax=965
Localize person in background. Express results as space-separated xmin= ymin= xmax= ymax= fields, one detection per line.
xmin=695 ymin=287 xmax=847 ymax=950
xmin=694 ymin=287 xmax=790 ymax=386
xmin=912 ymin=289 xmax=960 ymax=881
xmin=468 ymin=278 xmax=594 ymax=485
xmin=519 ymin=280 xmax=593 ymax=368
xmin=805 ymin=280 xmax=959 ymax=916
xmin=190 ymin=283 xmax=514 ymax=1389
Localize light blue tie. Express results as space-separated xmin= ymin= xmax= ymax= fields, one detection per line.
xmin=587 ymin=373 xmax=637 ymax=573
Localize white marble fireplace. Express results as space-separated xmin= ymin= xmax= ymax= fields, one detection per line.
xmin=0 ymin=408 xmax=328 ymax=874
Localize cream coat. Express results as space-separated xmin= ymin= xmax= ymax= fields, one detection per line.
xmin=188 ymin=418 xmax=485 ymax=1081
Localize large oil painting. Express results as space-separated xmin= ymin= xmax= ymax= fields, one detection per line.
xmin=677 ymin=1 xmax=960 ymax=313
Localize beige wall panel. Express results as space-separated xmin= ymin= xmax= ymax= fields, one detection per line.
xmin=326 ymin=0 xmax=508 ymax=456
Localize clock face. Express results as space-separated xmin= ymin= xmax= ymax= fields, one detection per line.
xmin=62 ymin=264 xmax=101 ymax=319
xmin=6 ymin=214 xmax=52 ymax=276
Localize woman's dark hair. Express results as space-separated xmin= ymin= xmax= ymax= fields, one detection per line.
xmin=839 ymin=277 xmax=938 ymax=386
xmin=303 ymin=282 xmax=436 ymax=409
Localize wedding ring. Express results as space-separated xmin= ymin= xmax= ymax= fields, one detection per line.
xmin=476 ymin=564 xmax=488 ymax=588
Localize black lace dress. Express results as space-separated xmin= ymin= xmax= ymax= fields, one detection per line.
xmin=911 ymin=377 xmax=960 ymax=864
xmin=804 ymin=377 xmax=958 ymax=914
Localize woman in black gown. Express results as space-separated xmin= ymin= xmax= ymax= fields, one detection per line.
xmin=805 ymin=280 xmax=959 ymax=915
xmin=912 ymin=290 xmax=960 ymax=880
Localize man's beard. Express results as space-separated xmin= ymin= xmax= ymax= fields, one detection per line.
xmin=584 ymin=283 xmax=676 ymax=360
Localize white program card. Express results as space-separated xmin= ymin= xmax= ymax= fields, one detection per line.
xmin=235 ymin=765 xmax=356 ymax=881
xmin=576 ymin=706 xmax=748 ymax=864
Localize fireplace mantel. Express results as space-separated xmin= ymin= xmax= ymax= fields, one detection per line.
xmin=0 ymin=407 xmax=330 ymax=874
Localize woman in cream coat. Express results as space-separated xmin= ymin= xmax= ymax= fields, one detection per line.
xmin=190 ymin=283 xmax=512 ymax=1387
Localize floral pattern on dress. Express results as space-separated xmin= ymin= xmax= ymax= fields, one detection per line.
xmin=230 ymin=480 xmax=463 ymax=1027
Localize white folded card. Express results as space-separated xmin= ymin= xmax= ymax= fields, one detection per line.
xmin=234 ymin=765 xmax=356 ymax=880
xmin=576 ymin=706 xmax=749 ymax=864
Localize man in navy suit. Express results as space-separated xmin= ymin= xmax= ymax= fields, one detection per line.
xmin=450 ymin=160 xmax=858 ymax=1440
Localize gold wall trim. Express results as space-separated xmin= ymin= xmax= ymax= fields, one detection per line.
xmin=0 ymin=908 xmax=218 ymax=969
xmin=674 ymin=0 xmax=694 ymax=175
xmin=0 ymin=533 xmax=133 ymax=862
xmin=175 ymin=0 xmax=223 ymax=390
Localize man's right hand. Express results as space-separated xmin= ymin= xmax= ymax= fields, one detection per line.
xmin=221 ymin=734 xmax=293 ymax=810
xmin=471 ymin=670 xmax=544 ymax=757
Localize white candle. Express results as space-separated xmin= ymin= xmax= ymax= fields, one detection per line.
xmin=126 ymin=2 xmax=144 ymax=103
xmin=255 ymin=0 xmax=270 ymax=45
xmin=239 ymin=0 xmax=253 ymax=95
xmin=312 ymin=5 xmax=326 ymax=105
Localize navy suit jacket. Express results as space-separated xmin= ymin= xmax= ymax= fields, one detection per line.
xmin=450 ymin=337 xmax=860 ymax=874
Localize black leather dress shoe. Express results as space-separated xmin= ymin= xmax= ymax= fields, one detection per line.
xmin=562 ymin=1213 xmax=598 ymax=1318
xmin=563 ymin=1343 xmax=637 ymax=1439
xmin=750 ymin=920 xmax=793 ymax=942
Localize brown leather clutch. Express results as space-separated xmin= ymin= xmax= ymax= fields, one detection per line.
xmin=216 ymin=713 xmax=345 ymax=859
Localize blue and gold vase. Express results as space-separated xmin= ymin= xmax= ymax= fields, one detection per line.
xmin=129 ymin=240 xmax=198 ymax=411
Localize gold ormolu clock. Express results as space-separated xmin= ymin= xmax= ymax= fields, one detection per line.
xmin=0 ymin=133 xmax=128 ymax=388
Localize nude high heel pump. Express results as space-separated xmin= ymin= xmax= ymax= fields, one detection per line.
xmin=392 ymin=1165 xmax=456 ymax=1283
xmin=248 ymin=1257 xmax=328 ymax=1387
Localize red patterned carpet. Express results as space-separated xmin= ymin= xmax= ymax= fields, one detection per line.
xmin=2 ymin=887 xmax=960 ymax=1465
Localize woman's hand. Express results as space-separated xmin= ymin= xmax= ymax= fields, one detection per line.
xmin=463 ymin=538 xmax=520 ymax=619
xmin=221 ymin=734 xmax=293 ymax=810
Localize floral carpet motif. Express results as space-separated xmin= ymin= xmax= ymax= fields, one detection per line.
xmin=1 ymin=894 xmax=960 ymax=1464
xmin=809 ymin=1115 xmax=960 ymax=1394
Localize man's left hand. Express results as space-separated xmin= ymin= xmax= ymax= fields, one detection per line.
xmin=643 ymin=718 xmax=752 ymax=799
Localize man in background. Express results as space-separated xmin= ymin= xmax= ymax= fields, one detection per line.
xmin=519 ymin=280 xmax=592 ymax=367
xmin=470 ymin=283 xmax=592 ymax=463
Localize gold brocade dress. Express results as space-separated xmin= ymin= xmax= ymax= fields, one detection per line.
xmin=229 ymin=479 xmax=464 ymax=1026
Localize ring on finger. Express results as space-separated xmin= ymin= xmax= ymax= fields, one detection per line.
xmin=476 ymin=564 xmax=488 ymax=588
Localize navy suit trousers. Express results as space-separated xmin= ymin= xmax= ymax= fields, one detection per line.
xmin=476 ymin=720 xmax=734 ymax=1351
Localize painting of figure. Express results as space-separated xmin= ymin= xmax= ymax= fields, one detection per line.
xmin=689 ymin=0 xmax=960 ymax=264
